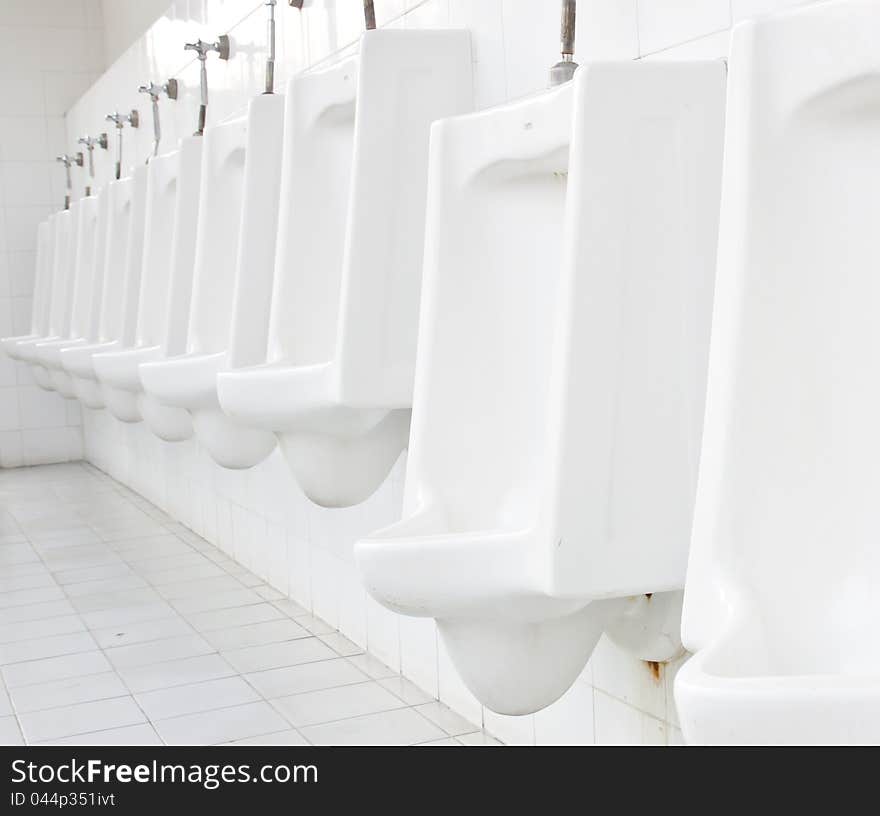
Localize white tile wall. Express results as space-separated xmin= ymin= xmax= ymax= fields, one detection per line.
xmin=0 ymin=1 xmax=99 ymax=468
xmin=44 ymin=0 xmax=827 ymax=744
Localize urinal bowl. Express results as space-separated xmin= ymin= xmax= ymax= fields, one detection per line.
xmin=358 ymin=518 xmax=682 ymax=714
xmin=93 ymin=345 xmax=191 ymax=434
xmin=60 ymin=340 xmax=121 ymax=410
xmin=34 ymin=338 xmax=88 ymax=399
xmin=218 ymin=362 xmax=409 ymax=504
xmin=140 ymin=352 xmax=273 ymax=468
xmin=675 ymin=614 xmax=880 ymax=745
xmin=1 ymin=335 xmax=39 ymax=362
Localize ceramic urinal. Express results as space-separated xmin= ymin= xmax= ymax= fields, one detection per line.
xmin=140 ymin=101 xmax=280 ymax=467
xmin=1 ymin=219 xmax=55 ymax=362
xmin=91 ymin=141 xmax=199 ymax=442
xmin=216 ymin=30 xmax=473 ymax=505
xmin=675 ymin=2 xmax=880 ymax=746
xmin=356 ymin=61 xmax=726 ymax=715
xmin=60 ymin=172 xmax=139 ymax=409
xmin=91 ymin=165 xmax=149 ymax=422
xmin=24 ymin=205 xmax=79 ymax=395
xmin=32 ymin=195 xmax=102 ymax=398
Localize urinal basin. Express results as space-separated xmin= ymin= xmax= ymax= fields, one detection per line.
xmin=676 ymin=3 xmax=880 ymax=745
xmin=29 ymin=206 xmax=79 ymax=392
xmin=217 ymin=30 xmax=473 ymax=504
xmin=140 ymin=114 xmax=263 ymax=461
xmin=32 ymin=337 xmax=85 ymax=399
xmin=218 ymin=361 xmax=408 ymax=502
xmin=676 ymin=613 xmax=880 ymax=745
xmin=356 ymin=61 xmax=726 ymax=714
xmin=152 ymin=93 xmax=285 ymax=468
xmin=1 ymin=335 xmax=39 ymax=361
xmin=93 ymin=165 xmax=149 ymax=423
xmin=60 ymin=175 xmax=138 ymax=410
xmin=93 ymin=345 xmax=161 ymax=392
xmin=140 ymin=351 xmax=274 ymax=468
xmin=95 ymin=346 xmax=193 ymax=435
xmin=2 ymin=220 xmax=55 ymax=361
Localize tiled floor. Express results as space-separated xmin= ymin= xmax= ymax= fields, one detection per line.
xmin=0 ymin=462 xmax=500 ymax=746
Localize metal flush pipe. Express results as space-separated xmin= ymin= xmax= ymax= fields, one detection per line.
xmin=105 ymin=110 xmax=140 ymax=180
xmin=56 ymin=153 xmax=83 ymax=210
xmin=364 ymin=0 xmax=376 ymax=30
xmin=138 ymin=79 xmax=179 ymax=159
xmin=549 ymin=0 xmax=578 ymax=86
xmin=184 ymin=35 xmax=231 ymax=136
xmin=76 ymin=134 xmax=108 ymax=197
xmin=265 ymin=1 xmax=277 ymax=94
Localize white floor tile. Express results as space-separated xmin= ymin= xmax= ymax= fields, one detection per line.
xmin=272 ymin=681 xmax=406 ymax=728
xmin=170 ymin=588 xmax=264 ymax=615
xmin=456 ymin=731 xmax=502 ymax=746
xmin=0 ymin=614 xmax=85 ymax=644
xmin=157 ymin=576 xmax=247 ymax=601
xmin=146 ymin=563 xmax=228 ymax=586
xmin=379 ymin=676 xmax=434 ymax=706
xmin=222 ymin=638 xmax=337 ymax=674
xmin=414 ymin=701 xmax=477 ymax=736
xmin=2 ymin=650 xmax=112 ymax=688
xmin=62 ymin=574 xmax=148 ymax=598
xmin=0 ymin=631 xmax=98 ymax=665
xmin=224 ymin=729 xmax=308 ymax=746
xmin=81 ymin=602 xmax=178 ymax=630
xmin=301 ymin=707 xmax=446 ymax=746
xmin=0 ymin=715 xmax=23 ymax=745
xmin=71 ymin=587 xmax=165 ymax=613
xmin=92 ymin=616 xmax=196 ymax=650
xmin=52 ymin=562 xmax=136 ymax=586
xmin=319 ymin=632 xmax=364 ymax=656
xmin=135 ymin=676 xmax=260 ymax=720
xmin=0 ymin=572 xmax=56 ymax=593
xmin=10 ymin=671 xmax=129 ymax=714
xmin=117 ymin=653 xmax=238 ymax=693
xmin=347 ymin=653 xmax=398 ymax=680
xmin=204 ymin=618 xmax=310 ymax=651
xmin=0 ymin=585 xmax=65 ymax=609
xmin=245 ymin=658 xmax=369 ymax=699
xmin=153 ymin=701 xmax=290 ymax=746
xmin=37 ymin=724 xmax=164 ymax=746
xmin=105 ymin=634 xmax=215 ymax=670
xmin=19 ymin=696 xmax=146 ymax=743
xmin=185 ymin=603 xmax=284 ymax=632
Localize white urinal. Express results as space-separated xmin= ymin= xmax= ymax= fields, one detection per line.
xmin=25 ymin=205 xmax=79 ymax=396
xmin=60 ymin=171 xmax=139 ymax=410
xmin=32 ymin=195 xmax=102 ymax=398
xmin=139 ymin=101 xmax=281 ymax=467
xmin=356 ymin=61 xmax=726 ymax=716
xmin=91 ymin=141 xmax=198 ymax=442
xmin=91 ymin=165 xmax=149 ymax=422
xmin=676 ymin=2 xmax=880 ymax=746
xmin=1 ymin=219 xmax=55 ymax=361
xmin=216 ymin=30 xmax=473 ymax=504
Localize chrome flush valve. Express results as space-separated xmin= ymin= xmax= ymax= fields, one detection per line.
xmin=77 ymin=134 xmax=107 ymax=196
xmin=138 ymin=79 xmax=179 ymax=159
xmin=184 ymin=35 xmax=231 ymax=135
xmin=549 ymin=0 xmax=578 ymax=86
xmin=105 ymin=110 xmax=139 ymax=180
xmin=56 ymin=153 xmax=83 ymax=210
